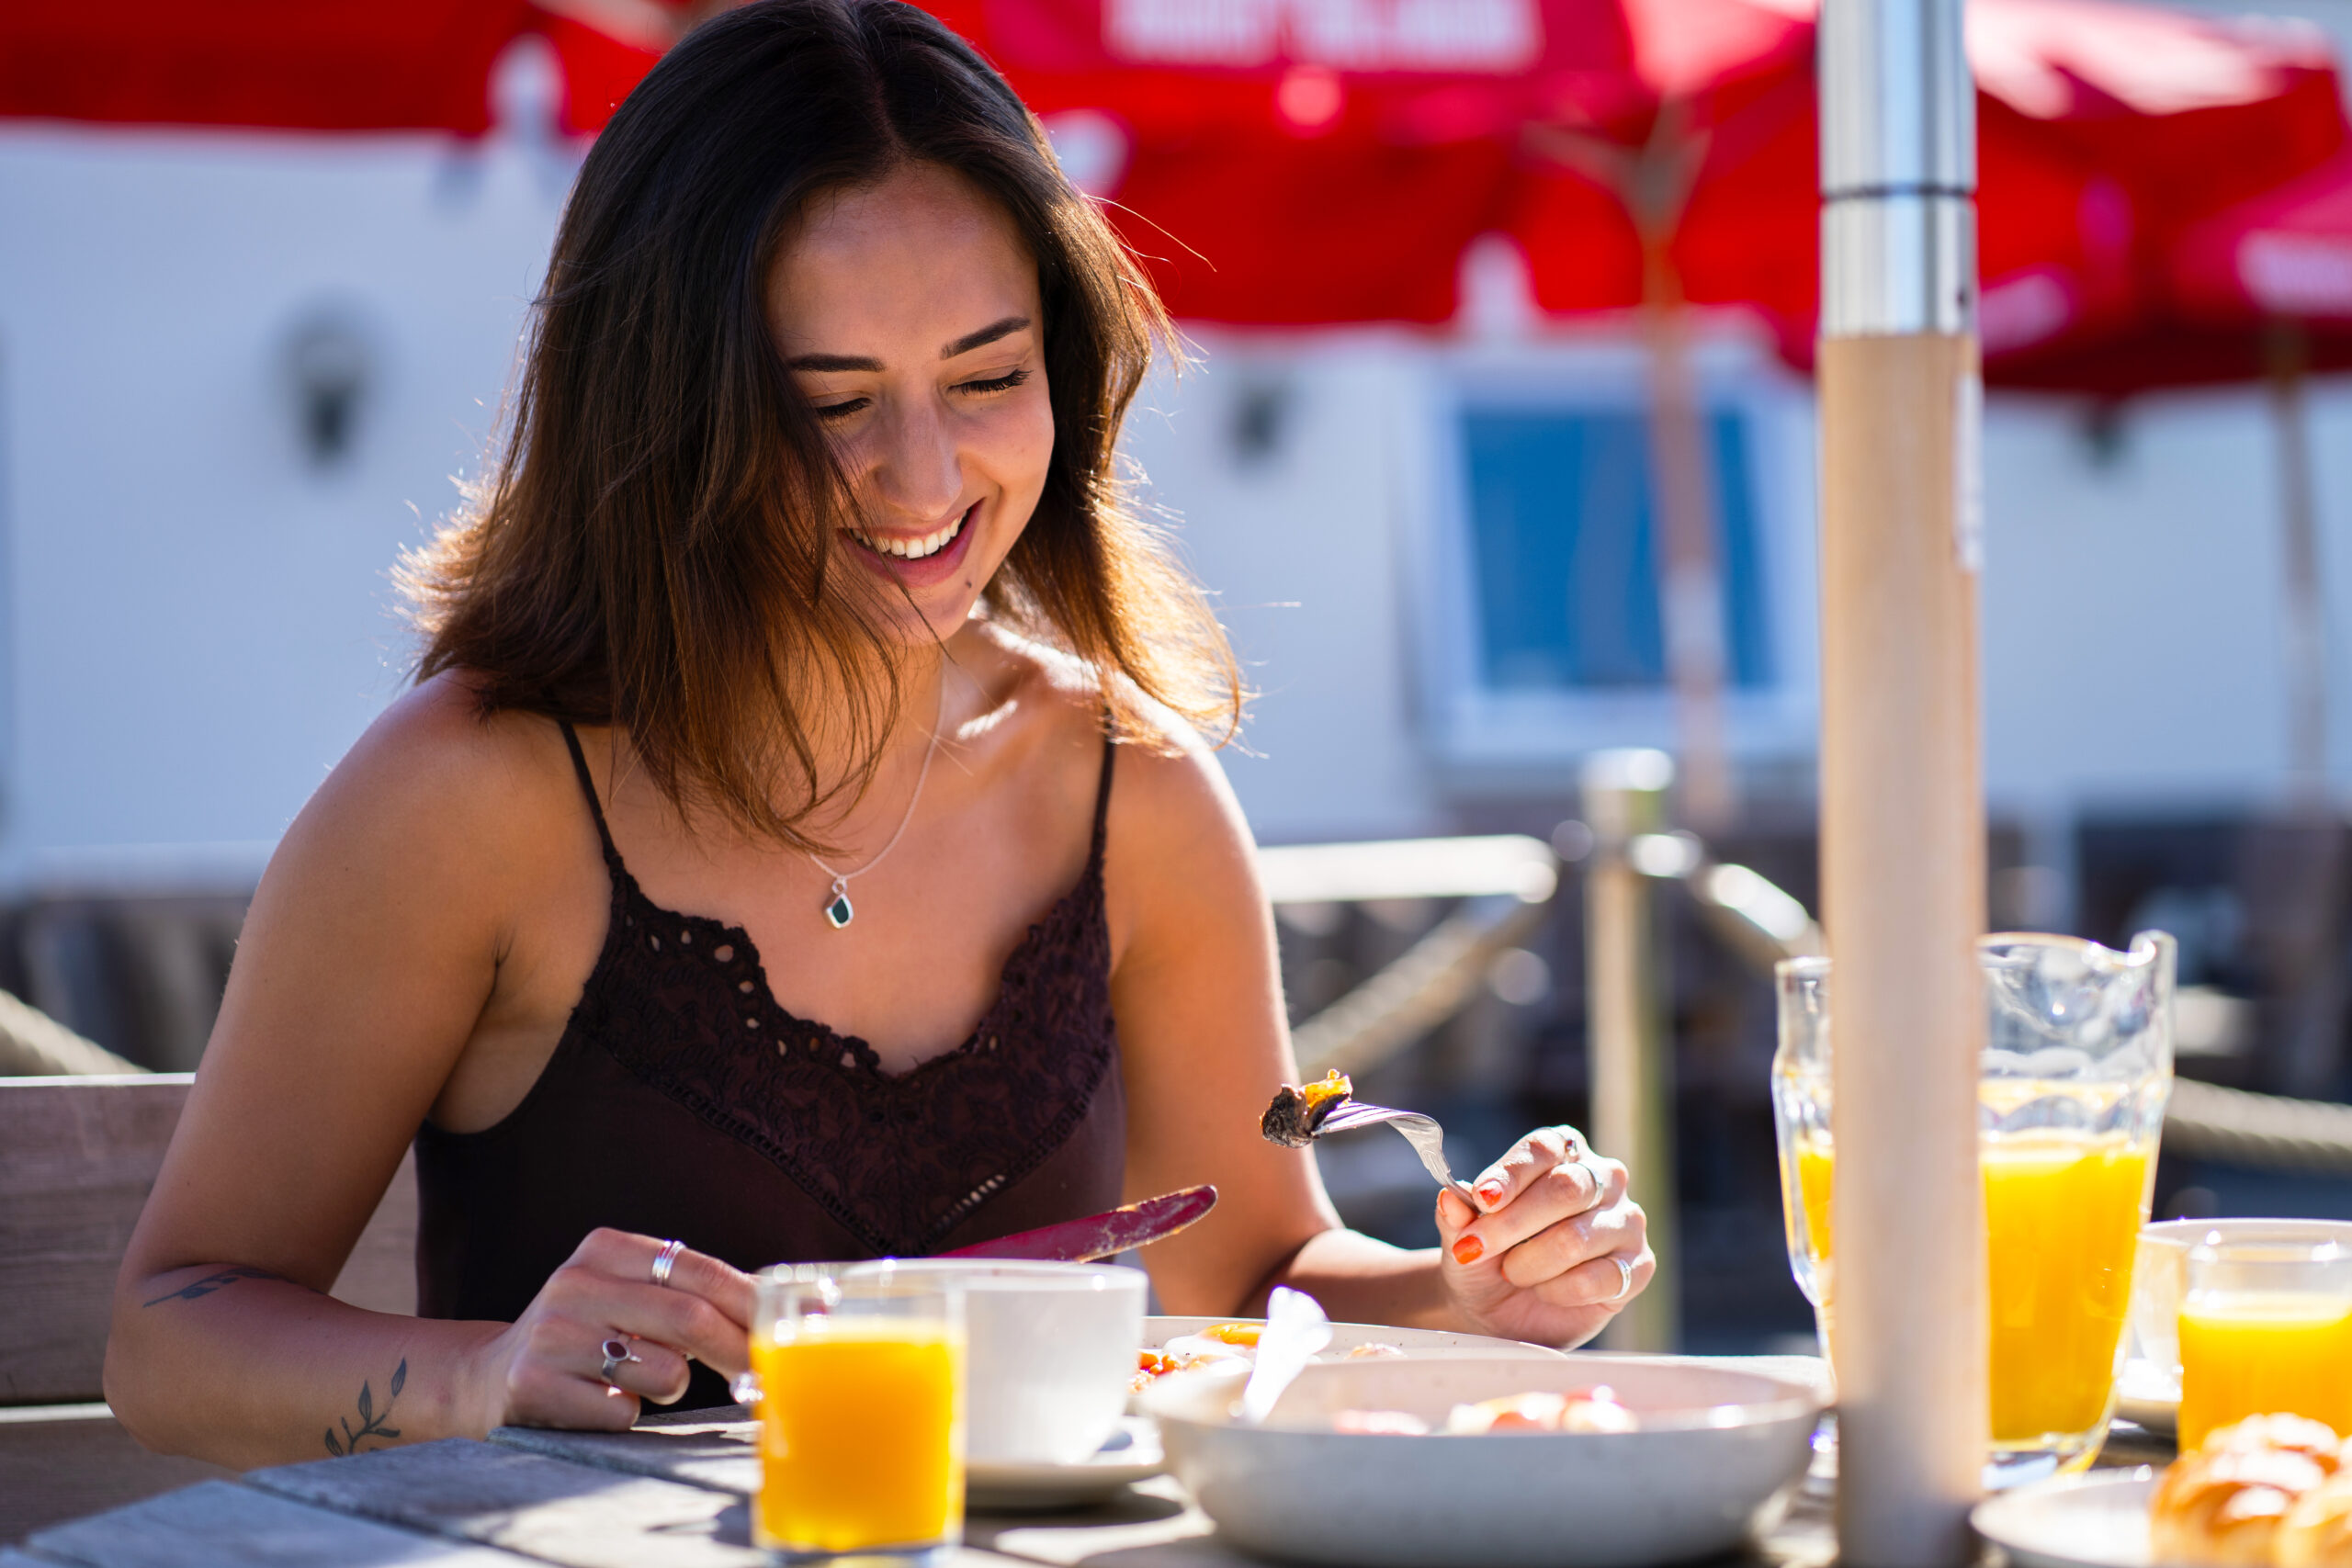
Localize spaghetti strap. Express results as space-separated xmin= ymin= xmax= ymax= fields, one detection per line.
xmin=556 ymin=719 xmax=623 ymax=868
xmin=1088 ymin=732 xmax=1116 ymax=857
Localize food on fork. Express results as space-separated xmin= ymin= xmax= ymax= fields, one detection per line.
xmin=2152 ymin=1416 xmax=2344 ymax=1567
xmin=1261 ymin=1070 xmax=1353 ymax=1147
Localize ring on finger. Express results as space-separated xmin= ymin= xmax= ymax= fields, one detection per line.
xmin=1605 ymin=1255 xmax=1635 ymax=1303
xmin=650 ymin=1238 xmax=685 ymax=1290
xmin=598 ymin=1336 xmax=642 ymax=1386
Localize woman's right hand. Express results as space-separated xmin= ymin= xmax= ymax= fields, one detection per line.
xmin=467 ymin=1229 xmax=755 ymax=1432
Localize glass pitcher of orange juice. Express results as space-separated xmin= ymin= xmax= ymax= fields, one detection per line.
xmin=739 ymin=1263 xmax=966 ymax=1564
xmin=1774 ymin=931 xmax=2175 ymax=1486
xmin=2178 ymin=1238 xmax=2352 ymax=1449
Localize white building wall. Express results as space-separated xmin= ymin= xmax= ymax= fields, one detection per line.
xmin=0 ymin=122 xmax=569 ymax=885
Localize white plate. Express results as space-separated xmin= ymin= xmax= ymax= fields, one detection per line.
xmin=2113 ymin=1359 xmax=2178 ymax=1437
xmin=967 ymin=1416 xmax=1164 ymax=1512
xmin=1973 ymin=1470 xmax=2157 ymax=1568
xmin=1146 ymin=1353 xmax=1822 ymax=1568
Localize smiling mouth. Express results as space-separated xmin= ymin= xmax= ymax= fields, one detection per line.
xmin=850 ymin=505 xmax=972 ymax=563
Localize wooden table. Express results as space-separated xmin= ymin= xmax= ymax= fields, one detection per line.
xmin=4 ymin=1396 xmax=2173 ymax=1567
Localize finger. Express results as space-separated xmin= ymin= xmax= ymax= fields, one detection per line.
xmin=592 ymin=1335 xmax=694 ymax=1405
xmin=1528 ymin=1247 xmax=1656 ymax=1310
xmin=507 ymin=1326 xmax=641 ymax=1432
xmin=1497 ymin=1198 xmax=1647 ymax=1292
xmin=1436 ymin=1186 xmax=1476 ymax=1235
xmin=1467 ymin=1126 xmax=1587 ymax=1215
xmin=585 ymin=1281 xmax=752 ymax=1378
xmin=1453 ymin=1155 xmax=1624 ymax=1264
xmin=573 ymin=1231 xmax=752 ymax=1327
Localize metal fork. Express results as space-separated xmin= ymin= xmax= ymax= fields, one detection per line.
xmin=1312 ymin=1100 xmax=1478 ymax=1204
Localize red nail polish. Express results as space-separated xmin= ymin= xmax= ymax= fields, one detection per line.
xmin=1451 ymin=1235 xmax=1485 ymax=1266
xmin=1475 ymin=1179 xmax=1507 ymax=1206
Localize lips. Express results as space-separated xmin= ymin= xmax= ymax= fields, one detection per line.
xmin=842 ymin=502 xmax=979 ymax=588
xmin=851 ymin=505 xmax=968 ymax=562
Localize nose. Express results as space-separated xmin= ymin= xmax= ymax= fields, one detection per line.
xmin=862 ymin=394 xmax=963 ymax=526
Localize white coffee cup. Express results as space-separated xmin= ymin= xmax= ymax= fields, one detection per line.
xmin=845 ymin=1258 xmax=1146 ymax=1465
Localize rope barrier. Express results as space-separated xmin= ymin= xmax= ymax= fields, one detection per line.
xmin=1290 ymin=896 xmax=1551 ymax=1080
xmin=2165 ymin=1076 xmax=2352 ymax=1175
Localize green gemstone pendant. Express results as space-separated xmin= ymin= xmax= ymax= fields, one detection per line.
xmin=823 ymin=885 xmax=854 ymax=929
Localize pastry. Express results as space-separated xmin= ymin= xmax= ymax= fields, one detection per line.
xmin=2278 ymin=1474 xmax=2352 ymax=1568
xmin=2152 ymin=1447 xmax=2330 ymax=1566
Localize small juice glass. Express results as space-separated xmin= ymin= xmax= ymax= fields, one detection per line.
xmin=1773 ymin=931 xmax=2175 ymax=1486
xmin=742 ymin=1263 xmax=966 ymax=1565
xmin=2178 ymin=1238 xmax=2352 ymax=1450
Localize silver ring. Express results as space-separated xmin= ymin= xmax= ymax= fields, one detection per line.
xmin=598 ymin=1336 xmax=640 ymax=1386
xmin=650 ymin=1238 xmax=684 ymax=1289
xmin=1606 ymin=1256 xmax=1635 ymax=1303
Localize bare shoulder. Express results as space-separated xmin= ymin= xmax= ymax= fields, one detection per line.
xmin=263 ymin=672 xmax=581 ymax=919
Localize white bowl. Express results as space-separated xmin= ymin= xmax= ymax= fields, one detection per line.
xmin=1145 ymin=1353 xmax=1822 ymax=1568
xmin=845 ymin=1258 xmax=1145 ymax=1465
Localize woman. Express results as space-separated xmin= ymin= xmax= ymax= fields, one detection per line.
xmin=106 ymin=0 xmax=1652 ymax=1468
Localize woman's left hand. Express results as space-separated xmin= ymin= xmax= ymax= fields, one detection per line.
xmin=1434 ymin=1124 xmax=1654 ymax=1348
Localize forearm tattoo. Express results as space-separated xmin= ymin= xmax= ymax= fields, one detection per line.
xmin=141 ymin=1266 xmax=281 ymax=1307
xmin=323 ymin=1359 xmax=407 ymax=1457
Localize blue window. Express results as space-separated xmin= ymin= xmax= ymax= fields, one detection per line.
xmin=1459 ymin=407 xmax=1772 ymax=693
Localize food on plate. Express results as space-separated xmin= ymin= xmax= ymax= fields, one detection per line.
xmin=1444 ymin=1388 xmax=1639 ymax=1436
xmin=1261 ymin=1070 xmax=1353 ymax=1147
xmin=1317 ymin=1388 xmax=1641 ymax=1436
xmin=1333 ymin=1409 xmax=1432 ymax=1436
xmin=2201 ymin=1416 xmax=2347 ymax=1475
xmin=1197 ymin=1322 xmax=1263 ymax=1347
xmin=2152 ymin=1416 xmax=2344 ymax=1567
xmin=1346 ymin=1342 xmax=1407 ymax=1359
xmin=1130 ymin=1325 xmax=1275 ymax=1391
xmin=2280 ymin=1475 xmax=2352 ymax=1568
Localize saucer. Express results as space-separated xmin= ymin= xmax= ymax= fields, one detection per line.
xmin=1972 ymin=1469 xmax=2155 ymax=1568
xmin=2113 ymin=1359 xmax=2178 ymax=1437
xmin=967 ymin=1416 xmax=1165 ymax=1512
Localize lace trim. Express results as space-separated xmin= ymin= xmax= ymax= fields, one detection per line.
xmin=573 ymin=856 xmax=1118 ymax=1256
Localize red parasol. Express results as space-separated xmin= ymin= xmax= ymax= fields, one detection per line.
xmin=0 ymin=1 xmax=681 ymax=137
xmin=922 ymin=0 xmax=2345 ymax=370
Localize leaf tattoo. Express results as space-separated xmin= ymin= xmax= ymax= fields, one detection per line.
xmin=142 ymin=1266 xmax=280 ymax=1307
xmin=324 ymin=1358 xmax=407 ymax=1457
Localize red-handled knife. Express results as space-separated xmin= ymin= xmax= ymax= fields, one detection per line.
xmin=936 ymin=1184 xmax=1216 ymax=1263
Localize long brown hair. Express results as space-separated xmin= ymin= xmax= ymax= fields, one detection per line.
xmin=406 ymin=0 xmax=1239 ymax=850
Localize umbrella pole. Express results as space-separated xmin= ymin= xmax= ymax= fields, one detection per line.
xmin=2268 ymin=321 xmax=2328 ymax=811
xmin=1818 ymin=2 xmax=1988 ymax=1563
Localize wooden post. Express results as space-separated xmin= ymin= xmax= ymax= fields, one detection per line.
xmin=1581 ymin=750 xmax=1679 ymax=1352
xmin=1818 ymin=0 xmax=1987 ymax=1561
xmin=1818 ymin=335 xmax=1988 ymax=1563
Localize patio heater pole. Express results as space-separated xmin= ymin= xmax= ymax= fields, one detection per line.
xmin=1817 ymin=3 xmax=1989 ymax=1564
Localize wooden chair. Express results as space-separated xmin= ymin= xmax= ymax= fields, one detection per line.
xmin=0 ymin=1074 xmax=417 ymax=1542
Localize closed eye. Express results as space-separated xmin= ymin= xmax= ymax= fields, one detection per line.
xmin=955 ymin=367 xmax=1031 ymax=397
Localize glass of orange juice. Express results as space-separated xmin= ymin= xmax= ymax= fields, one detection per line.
xmin=741 ymin=1263 xmax=966 ymax=1564
xmin=1773 ymin=931 xmax=2175 ymax=1487
xmin=2177 ymin=1238 xmax=2352 ymax=1450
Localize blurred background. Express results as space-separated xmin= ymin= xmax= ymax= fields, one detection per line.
xmin=8 ymin=0 xmax=2352 ymax=1352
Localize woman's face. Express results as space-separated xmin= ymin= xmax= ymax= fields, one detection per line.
xmin=766 ymin=163 xmax=1055 ymax=645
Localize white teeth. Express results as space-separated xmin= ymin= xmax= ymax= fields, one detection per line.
xmin=857 ymin=510 xmax=967 ymax=561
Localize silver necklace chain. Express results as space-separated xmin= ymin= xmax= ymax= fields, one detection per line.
xmin=807 ymin=680 xmax=945 ymax=930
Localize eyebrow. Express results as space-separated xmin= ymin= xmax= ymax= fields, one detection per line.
xmin=782 ymin=315 xmax=1032 ymax=375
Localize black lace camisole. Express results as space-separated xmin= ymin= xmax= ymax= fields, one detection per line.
xmin=413 ymin=721 xmax=1126 ymax=1402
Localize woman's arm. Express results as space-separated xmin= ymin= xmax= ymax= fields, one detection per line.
xmin=105 ymin=684 xmax=751 ymax=1468
xmin=1105 ymin=721 xmax=1650 ymax=1343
